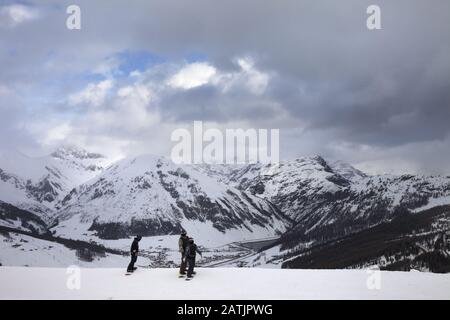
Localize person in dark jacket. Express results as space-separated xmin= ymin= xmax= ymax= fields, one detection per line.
xmin=185 ymin=238 xmax=202 ymax=278
xmin=178 ymin=230 xmax=189 ymax=275
xmin=127 ymin=235 xmax=142 ymax=273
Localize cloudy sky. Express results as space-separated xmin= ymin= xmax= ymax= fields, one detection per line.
xmin=1 ymin=0 xmax=449 ymax=174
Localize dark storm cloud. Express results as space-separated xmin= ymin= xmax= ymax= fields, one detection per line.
xmin=1 ymin=0 xmax=450 ymax=173
xmin=159 ymin=83 xmax=279 ymax=123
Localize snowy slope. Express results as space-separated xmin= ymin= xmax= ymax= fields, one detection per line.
xmin=1 ymin=267 xmax=449 ymax=300
xmin=2 ymin=146 xmax=450 ymax=270
xmin=281 ymin=205 xmax=450 ymax=272
xmin=197 ymin=156 xmax=358 ymax=223
xmin=0 ymin=146 xmax=111 ymax=222
xmin=0 ymin=231 xmax=127 ymax=267
xmin=0 ymin=201 xmax=48 ymax=234
xmin=0 ymin=230 xmax=271 ymax=269
xmin=53 ymin=155 xmax=290 ymax=240
xmin=329 ymin=160 xmax=367 ymax=181
xmin=205 ymin=157 xmax=450 ymax=247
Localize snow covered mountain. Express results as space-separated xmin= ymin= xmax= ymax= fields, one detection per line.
xmin=201 ymin=157 xmax=450 ymax=245
xmin=0 ymin=200 xmax=48 ymax=235
xmin=1 ymin=146 xmax=450 ymax=271
xmin=0 ymin=146 xmax=111 ymax=223
xmin=282 ymin=204 xmax=450 ymax=273
xmin=52 ymin=155 xmax=290 ymax=240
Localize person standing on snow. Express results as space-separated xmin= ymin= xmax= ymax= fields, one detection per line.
xmin=127 ymin=235 xmax=142 ymax=273
xmin=179 ymin=230 xmax=189 ymax=275
xmin=185 ymin=238 xmax=202 ymax=278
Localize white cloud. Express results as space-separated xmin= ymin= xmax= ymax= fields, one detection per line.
xmin=117 ymin=84 xmax=152 ymax=110
xmin=92 ymin=57 xmax=121 ymax=77
xmin=41 ymin=123 xmax=72 ymax=146
xmin=0 ymin=4 xmax=38 ymax=27
xmin=113 ymin=84 xmax=158 ymax=129
xmin=165 ymin=58 xmax=270 ymax=95
xmin=235 ymin=57 xmax=269 ymax=95
xmin=167 ymin=62 xmax=217 ymax=89
xmin=68 ymin=79 xmax=114 ymax=107
xmin=82 ymin=83 xmax=159 ymax=134
xmin=18 ymin=56 xmax=273 ymax=162
xmin=129 ymin=70 xmax=142 ymax=78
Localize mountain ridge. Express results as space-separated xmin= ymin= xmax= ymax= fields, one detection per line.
xmin=1 ymin=146 xmax=450 ymax=271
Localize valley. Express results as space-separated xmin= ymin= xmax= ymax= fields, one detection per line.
xmin=1 ymin=146 xmax=450 ymax=272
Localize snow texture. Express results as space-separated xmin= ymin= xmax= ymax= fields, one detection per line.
xmin=0 ymin=267 xmax=449 ymax=300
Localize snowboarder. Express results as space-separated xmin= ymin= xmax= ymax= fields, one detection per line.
xmin=185 ymin=238 xmax=202 ymax=278
xmin=179 ymin=230 xmax=189 ymax=275
xmin=126 ymin=235 xmax=142 ymax=273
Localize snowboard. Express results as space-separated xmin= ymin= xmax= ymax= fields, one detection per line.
xmin=125 ymin=267 xmax=138 ymax=275
xmin=184 ymin=273 xmax=196 ymax=280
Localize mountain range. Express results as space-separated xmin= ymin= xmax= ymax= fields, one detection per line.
xmin=1 ymin=146 xmax=449 ymax=272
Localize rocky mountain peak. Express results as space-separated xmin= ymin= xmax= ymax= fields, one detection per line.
xmin=51 ymin=145 xmax=104 ymax=161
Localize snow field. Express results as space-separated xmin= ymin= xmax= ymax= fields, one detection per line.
xmin=1 ymin=267 xmax=449 ymax=300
